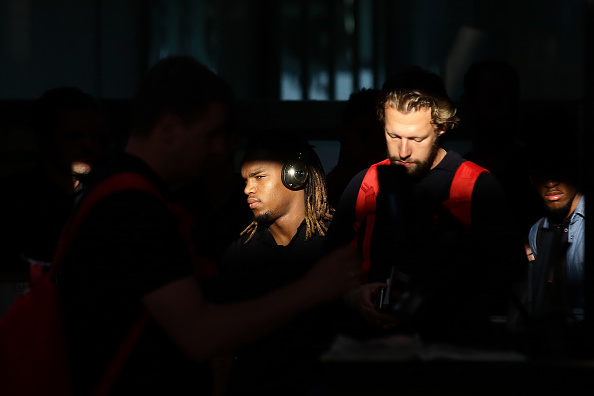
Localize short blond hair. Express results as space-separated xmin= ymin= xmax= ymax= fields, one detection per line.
xmin=380 ymin=90 xmax=459 ymax=132
xmin=378 ymin=66 xmax=459 ymax=132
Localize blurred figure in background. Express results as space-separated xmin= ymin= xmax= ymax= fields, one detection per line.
xmin=0 ymin=87 xmax=106 ymax=274
xmin=171 ymin=123 xmax=253 ymax=265
xmin=326 ymin=88 xmax=386 ymax=207
xmin=460 ymin=59 xmax=541 ymax=236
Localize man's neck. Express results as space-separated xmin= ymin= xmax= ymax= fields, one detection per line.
xmin=432 ymin=147 xmax=447 ymax=169
xmin=268 ymin=212 xmax=305 ymax=247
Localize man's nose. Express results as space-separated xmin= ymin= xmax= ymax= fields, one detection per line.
xmin=399 ymin=140 xmax=411 ymax=160
xmin=244 ymin=181 xmax=255 ymax=195
xmin=544 ymin=178 xmax=559 ymax=188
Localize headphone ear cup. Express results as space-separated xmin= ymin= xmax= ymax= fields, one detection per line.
xmin=281 ymin=161 xmax=309 ymax=190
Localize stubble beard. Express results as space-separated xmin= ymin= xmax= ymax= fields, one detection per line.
xmin=254 ymin=210 xmax=275 ymax=227
xmin=544 ymin=196 xmax=575 ymax=223
xmin=390 ymin=139 xmax=441 ymax=180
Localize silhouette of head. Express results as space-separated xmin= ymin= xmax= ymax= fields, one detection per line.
xmin=31 ymin=87 xmax=102 ymax=176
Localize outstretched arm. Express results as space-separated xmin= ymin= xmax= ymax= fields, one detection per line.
xmin=142 ymin=246 xmax=361 ymax=361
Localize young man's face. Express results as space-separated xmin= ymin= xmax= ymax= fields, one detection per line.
xmin=532 ymin=173 xmax=581 ymax=221
xmin=242 ymin=160 xmax=304 ymax=225
xmin=384 ymin=106 xmax=444 ymax=178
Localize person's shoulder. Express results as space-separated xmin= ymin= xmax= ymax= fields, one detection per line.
xmin=528 ymin=217 xmax=545 ymax=252
xmin=455 ymin=153 xmax=500 ymax=186
xmin=462 ymin=157 xmax=508 ymax=206
xmin=530 ymin=217 xmax=546 ymax=232
xmin=349 ymin=161 xmax=387 ymax=189
xmin=569 ymin=195 xmax=586 ymax=223
xmin=429 ymin=151 xmax=469 ymax=184
xmin=459 ymin=157 xmax=496 ymax=185
xmin=577 ymin=195 xmax=586 ymax=212
xmin=443 ymin=150 xmax=467 ymax=169
xmin=78 ymin=169 xmax=172 ymax=231
xmin=473 ymin=167 xmax=502 ymax=186
xmin=338 ymin=167 xmax=368 ymax=199
xmin=469 ymin=171 xmax=507 ymax=207
xmin=529 ymin=217 xmax=546 ymax=243
xmin=79 ymin=189 xmax=170 ymax=236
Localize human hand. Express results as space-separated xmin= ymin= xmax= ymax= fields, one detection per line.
xmin=523 ymin=238 xmax=535 ymax=262
xmin=344 ymin=283 xmax=399 ymax=329
xmin=302 ymin=246 xmax=362 ymax=303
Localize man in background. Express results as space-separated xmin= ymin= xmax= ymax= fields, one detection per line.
xmin=526 ymin=137 xmax=585 ymax=327
xmin=0 ymin=87 xmax=105 ymax=275
xmin=326 ymin=88 xmax=386 ymax=207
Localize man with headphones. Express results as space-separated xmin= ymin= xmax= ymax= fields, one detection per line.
xmin=210 ymin=131 xmax=337 ymax=396
xmin=51 ymin=57 xmax=361 ymax=395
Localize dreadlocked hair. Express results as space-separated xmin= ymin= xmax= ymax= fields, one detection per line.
xmin=241 ymin=150 xmax=334 ymax=245
xmin=303 ymin=161 xmax=334 ymax=240
xmin=240 ymin=220 xmax=258 ymax=244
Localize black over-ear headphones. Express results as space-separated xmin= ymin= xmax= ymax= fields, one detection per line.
xmin=281 ymin=151 xmax=309 ymax=190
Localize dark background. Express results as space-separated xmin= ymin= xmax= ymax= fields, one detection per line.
xmin=1 ymin=0 xmax=592 ymax=173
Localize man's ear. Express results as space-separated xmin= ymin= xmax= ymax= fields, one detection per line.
xmin=154 ymin=113 xmax=182 ymax=145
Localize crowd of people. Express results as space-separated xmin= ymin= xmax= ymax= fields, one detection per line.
xmin=0 ymin=55 xmax=588 ymax=395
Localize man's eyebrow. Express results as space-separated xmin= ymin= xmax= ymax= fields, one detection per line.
xmin=248 ymin=169 xmax=264 ymax=178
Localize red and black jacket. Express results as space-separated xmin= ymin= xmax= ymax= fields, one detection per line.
xmin=349 ymin=158 xmax=489 ymax=279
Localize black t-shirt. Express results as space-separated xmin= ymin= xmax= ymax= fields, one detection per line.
xmin=323 ymin=151 xmax=525 ymax=343
xmin=58 ymin=153 xmax=212 ymax=395
xmin=214 ymin=220 xmax=338 ymax=395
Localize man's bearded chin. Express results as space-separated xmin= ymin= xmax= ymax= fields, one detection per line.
xmin=390 ymin=140 xmax=440 ymax=179
xmin=545 ymin=199 xmax=574 ymax=223
xmin=254 ymin=211 xmax=274 ymax=226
